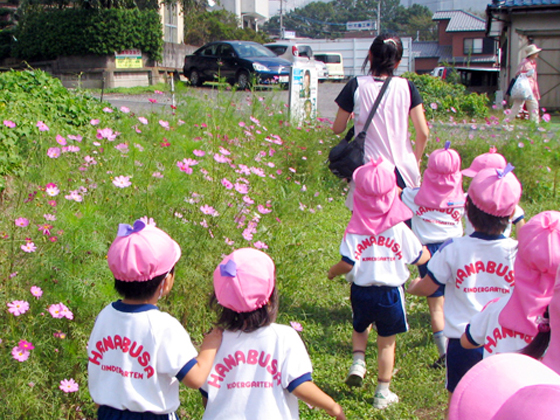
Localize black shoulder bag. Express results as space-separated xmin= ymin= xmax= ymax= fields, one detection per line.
xmin=328 ymin=76 xmax=392 ymax=181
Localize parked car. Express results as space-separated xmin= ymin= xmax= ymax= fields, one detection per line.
xmin=430 ymin=66 xmax=456 ymax=80
xmin=183 ymin=41 xmax=291 ymax=88
xmin=264 ymin=41 xmax=328 ymax=82
xmin=313 ymin=52 xmax=345 ymax=81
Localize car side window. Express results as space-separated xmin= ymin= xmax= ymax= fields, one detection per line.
xmin=218 ymin=44 xmax=235 ymax=57
xmin=201 ymin=45 xmax=216 ymax=56
xmin=267 ymin=46 xmax=286 ymax=55
xmin=299 ymin=46 xmax=313 ymax=58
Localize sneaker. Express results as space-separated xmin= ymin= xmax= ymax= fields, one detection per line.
xmin=430 ymin=354 xmax=446 ymax=369
xmin=344 ymin=360 xmax=366 ymax=387
xmin=373 ymin=390 xmax=399 ymax=409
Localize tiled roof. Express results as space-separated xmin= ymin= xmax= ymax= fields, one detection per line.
xmin=412 ymin=42 xmax=453 ymax=61
xmin=433 ymin=10 xmax=486 ymax=32
xmin=488 ymin=0 xmax=560 ymax=7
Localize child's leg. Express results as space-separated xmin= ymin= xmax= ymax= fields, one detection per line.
xmin=374 ymin=334 xmax=399 ymax=409
xmin=428 ymin=295 xmax=447 ymax=367
xmin=346 ymin=328 xmax=369 ymax=387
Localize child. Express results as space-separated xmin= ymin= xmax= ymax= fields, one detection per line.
xmin=200 ymin=248 xmax=345 ymax=420
xmin=400 ymin=141 xmax=465 ymax=367
xmin=327 ymin=157 xmax=429 ymax=409
xmin=462 ymin=147 xmax=525 ymax=236
xmin=543 ymin=261 xmax=560 ymax=374
xmin=407 ymin=164 xmax=521 ymax=395
xmin=460 ymin=211 xmax=560 ymax=358
xmin=88 ymin=219 xmax=222 ymax=420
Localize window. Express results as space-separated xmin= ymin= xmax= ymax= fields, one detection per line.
xmin=464 ymin=38 xmax=483 ymax=55
xmin=164 ymin=3 xmax=178 ymax=43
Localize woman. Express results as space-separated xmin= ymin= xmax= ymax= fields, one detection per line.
xmin=332 ymin=34 xmax=429 ymax=210
xmin=510 ymin=44 xmax=541 ymax=123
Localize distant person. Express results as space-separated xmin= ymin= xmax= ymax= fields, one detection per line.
xmin=88 ymin=219 xmax=222 ymax=419
xmin=332 ymin=34 xmax=429 ymax=210
xmin=510 ymin=44 xmax=541 ymax=123
xmin=201 ymin=248 xmax=346 ymax=420
xmin=328 ymin=158 xmax=429 ymax=409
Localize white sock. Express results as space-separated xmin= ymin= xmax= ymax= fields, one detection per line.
xmin=433 ymin=331 xmax=447 ymax=357
xmin=353 ymin=351 xmax=365 ymax=365
xmin=376 ymin=381 xmax=390 ymax=394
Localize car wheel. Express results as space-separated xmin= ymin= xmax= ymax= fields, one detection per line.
xmin=188 ymin=69 xmax=201 ymax=87
xmin=236 ymin=70 xmax=251 ymax=89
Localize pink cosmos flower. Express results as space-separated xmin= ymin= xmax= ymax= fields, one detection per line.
xmin=12 ymin=347 xmax=30 ymax=362
xmin=154 ymin=90 xmax=163 ymax=94
xmin=113 ymin=176 xmax=132 ymax=188
xmin=543 ymin=113 xmax=551 ymax=123
xmin=159 ymin=120 xmax=170 ymax=130
xmin=15 ymin=217 xmax=29 ymax=227
xmin=430 ymin=103 xmax=438 ymax=110
xmin=225 ymin=237 xmax=235 ymax=246
xmin=234 ymin=183 xmax=248 ymax=194
xmin=103 ymin=107 xmax=113 ymax=113
xmin=18 ymin=340 xmax=35 ymax=351
xmin=55 ymin=135 xmax=67 ymax=146
xmin=290 ymin=321 xmax=303 ymax=331
xmin=250 ymin=167 xmax=266 ymax=177
xmin=242 ymin=229 xmax=254 ymax=241
xmin=120 ymin=106 xmax=130 ymax=113
xmin=288 ymin=167 xmax=296 ymax=173
xmin=237 ymin=164 xmax=251 ymax=175
xmin=138 ymin=117 xmax=148 ymax=125
xmin=193 ymin=150 xmax=205 ymax=157
xmin=177 ymin=162 xmax=193 ymax=174
xmin=38 ymin=223 xmax=53 ymax=235
xmin=219 ymin=147 xmax=231 ymax=155
xmin=243 ymin=196 xmax=255 ymax=205
xmin=200 ymin=205 xmax=219 ymax=217
xmin=45 ymin=183 xmax=59 ymax=196
xmin=253 ymin=241 xmax=268 ymax=250
xmin=148 ymin=98 xmax=157 ymax=103
xmin=64 ymin=190 xmax=83 ymax=202
xmin=59 ymin=303 xmax=74 ymax=320
xmin=221 ymin=178 xmax=233 ymax=189
xmin=47 ymin=147 xmax=61 ymax=158
xmin=30 ymin=286 xmax=43 ymax=298
xmin=21 ymin=242 xmax=37 ymax=253
xmin=8 ymin=300 xmax=30 ymax=316
xmin=96 ymin=128 xmax=118 ymax=141
xmin=59 ymin=378 xmax=79 ymax=393
xmin=257 ymin=205 xmax=272 ymax=214
xmin=213 ymin=154 xmax=231 ymax=164
xmin=238 ymin=121 xmax=246 ymax=127
xmin=90 ymin=119 xmax=100 ymax=126
xmin=63 ymin=145 xmax=80 ymax=153
xmin=48 ymin=200 xmax=57 ymax=207
xmin=48 ymin=303 xmax=64 ymax=318
xmin=152 ymin=172 xmax=164 ymax=178
xmin=36 ymin=121 xmax=49 ymax=131
xmin=115 ymin=143 xmax=129 ymax=153
xmin=3 ymin=120 xmax=16 ymax=128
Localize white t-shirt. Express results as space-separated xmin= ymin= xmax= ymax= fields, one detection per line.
xmin=427 ymin=233 xmax=517 ymax=338
xmin=88 ymin=301 xmax=198 ymax=414
xmin=340 ymin=222 xmax=423 ymax=287
xmin=465 ymin=203 xmax=524 ymax=238
xmin=201 ymin=324 xmax=313 ymax=420
xmin=401 ymin=188 xmax=464 ymax=244
xmin=466 ymin=297 xmax=534 ymax=358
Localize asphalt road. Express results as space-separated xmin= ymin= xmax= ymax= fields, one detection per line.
xmin=98 ymin=81 xmax=345 ymax=122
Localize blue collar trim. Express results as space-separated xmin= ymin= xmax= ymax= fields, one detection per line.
xmin=112 ymin=300 xmax=158 ymax=313
xmin=470 ymin=232 xmax=506 ymax=241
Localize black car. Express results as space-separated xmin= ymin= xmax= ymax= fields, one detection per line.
xmin=183 ymin=41 xmax=291 ymax=88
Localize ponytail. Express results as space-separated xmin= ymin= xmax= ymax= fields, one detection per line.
xmin=363 ymin=34 xmax=403 ymax=77
xmin=519 ymin=307 xmax=551 ymax=360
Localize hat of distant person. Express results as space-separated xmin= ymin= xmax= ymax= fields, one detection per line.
xmin=345 ymin=157 xmax=412 ymax=236
xmin=467 ymin=163 xmax=522 ymax=218
xmin=499 ymin=211 xmax=560 ymax=336
xmin=213 ymin=248 xmax=275 ymax=313
xmin=525 ymin=44 xmax=542 ymax=57
xmin=462 ymin=147 xmax=507 ymax=178
xmin=415 ymin=141 xmax=464 ymax=208
xmin=449 ymin=353 xmax=560 ymax=420
xmin=108 ymin=219 xmax=181 ymax=282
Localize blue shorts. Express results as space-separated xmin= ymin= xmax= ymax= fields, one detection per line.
xmin=418 ymin=242 xmax=445 ymax=298
xmin=446 ymin=338 xmax=483 ymax=393
xmin=351 ymin=283 xmax=408 ymax=337
xmin=98 ymin=406 xmax=179 ymax=420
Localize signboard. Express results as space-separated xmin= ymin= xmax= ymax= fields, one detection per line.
xmin=288 ymin=63 xmax=318 ymax=126
xmin=346 ymin=20 xmax=376 ymax=31
xmin=115 ymin=49 xmax=143 ymax=69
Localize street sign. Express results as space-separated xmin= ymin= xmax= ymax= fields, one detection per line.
xmin=115 ymin=49 xmax=143 ymax=69
xmin=346 ymin=20 xmax=376 ymax=31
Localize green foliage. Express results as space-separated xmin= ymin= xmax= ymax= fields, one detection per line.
xmin=13 ymin=8 xmax=163 ymax=61
xmin=0 ymin=69 xmax=105 ymax=190
xmin=184 ymin=9 xmax=271 ymax=46
xmin=404 ymin=72 xmax=490 ymax=120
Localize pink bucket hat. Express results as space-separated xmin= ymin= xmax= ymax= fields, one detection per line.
xmin=543 ymin=265 xmax=560 ymax=375
xmin=213 ymin=248 xmax=275 ymax=313
xmin=492 ymin=384 xmax=560 ymax=420
xmin=467 ymin=164 xmax=522 ymax=218
xmin=415 ymin=141 xmax=464 ymax=208
xmin=345 ymin=157 xmax=412 ymax=236
xmin=499 ymin=211 xmax=560 ymax=336
xmin=107 ymin=220 xmax=181 ymax=282
xmin=462 ymin=147 xmax=507 ymax=178
xmin=449 ymin=353 xmax=560 ymax=420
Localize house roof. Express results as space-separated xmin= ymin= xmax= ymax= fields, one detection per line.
xmin=412 ymin=42 xmax=453 ymax=61
xmin=488 ymin=0 xmax=560 ymax=7
xmin=433 ymin=10 xmax=486 ymax=32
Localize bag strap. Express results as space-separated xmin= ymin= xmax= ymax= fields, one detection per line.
xmin=359 ymin=76 xmax=392 ymax=135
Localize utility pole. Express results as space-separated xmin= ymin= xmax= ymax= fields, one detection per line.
xmin=279 ymin=0 xmax=284 ymax=39
xmin=377 ymin=0 xmax=381 ymax=35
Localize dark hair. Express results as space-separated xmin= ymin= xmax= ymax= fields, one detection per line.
xmin=466 ymin=195 xmax=509 ymax=235
xmin=210 ymin=288 xmax=278 ymax=333
xmin=114 ymin=267 xmax=175 ymax=301
xmin=363 ymin=34 xmax=403 ymax=76
xmin=519 ymin=307 xmax=550 ymax=360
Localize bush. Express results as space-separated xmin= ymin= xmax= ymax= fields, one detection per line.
xmin=13 ymin=8 xmax=163 ymax=61
xmin=404 ymin=72 xmax=489 ymax=120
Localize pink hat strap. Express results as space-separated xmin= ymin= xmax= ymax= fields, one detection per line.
xmin=117 ymin=220 xmax=146 ymax=237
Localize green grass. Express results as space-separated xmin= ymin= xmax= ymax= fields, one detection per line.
xmin=0 ymin=74 xmax=559 ymax=420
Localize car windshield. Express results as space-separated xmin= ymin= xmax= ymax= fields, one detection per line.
xmin=232 ymin=43 xmax=277 ymax=58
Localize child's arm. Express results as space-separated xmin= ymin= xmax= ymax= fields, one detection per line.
xmin=292 ymin=381 xmax=346 ymax=420
xmin=407 ymin=274 xmax=440 ymax=296
xmin=413 ymin=246 xmax=431 ymax=266
xmin=182 ymin=328 xmax=223 ymax=389
xmin=327 ymin=260 xmax=353 ymax=280
xmin=460 ymin=331 xmax=481 ymax=350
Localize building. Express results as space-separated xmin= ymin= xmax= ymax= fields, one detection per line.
xmin=486 ymin=0 xmax=560 ymax=110
xmin=413 ymin=10 xmax=498 ymax=73
xmin=214 ymin=0 xmax=269 ymax=31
